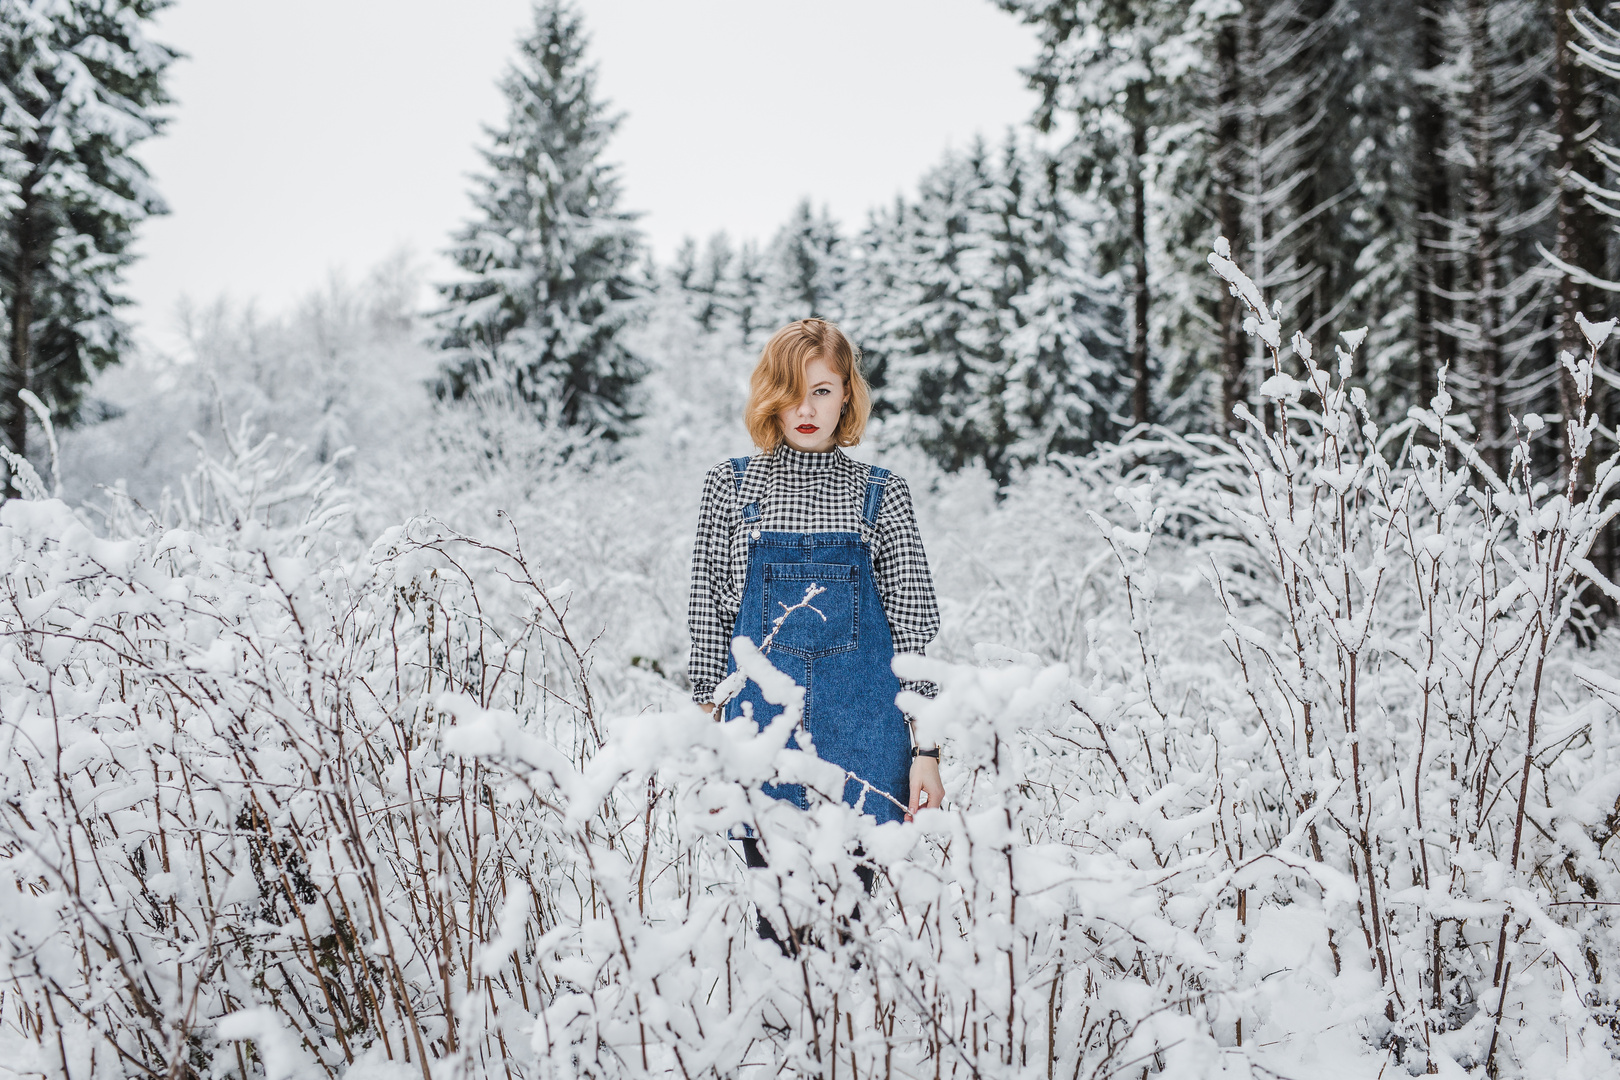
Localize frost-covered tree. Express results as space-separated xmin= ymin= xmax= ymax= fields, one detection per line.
xmin=0 ymin=0 xmax=174 ymax=494
xmin=730 ymin=238 xmax=768 ymax=344
xmin=864 ymin=138 xmax=1122 ymax=485
xmin=60 ymin=256 xmax=439 ymax=513
xmin=999 ymin=0 xmax=1194 ymax=427
xmin=1545 ymin=5 xmax=1620 ymax=598
xmin=866 ymin=145 xmax=993 ymax=471
xmin=435 ymin=0 xmax=643 ymax=438
xmin=997 ymin=0 xmax=1579 ymax=455
xmin=756 ymin=199 xmax=847 ymax=337
xmin=1436 ymin=0 xmax=1558 ymax=477
xmin=1240 ymin=3 xmax=1359 ymax=328
xmin=1551 ymin=1 xmax=1608 ymax=441
xmin=670 ymin=231 xmax=742 ymax=335
xmin=990 ymin=143 xmax=1125 ymax=466
xmin=840 ymin=195 xmax=913 ymax=409
xmin=1551 ymin=7 xmax=1620 ymax=439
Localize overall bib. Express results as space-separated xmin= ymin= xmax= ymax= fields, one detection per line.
xmin=722 ymin=456 xmax=912 ymax=826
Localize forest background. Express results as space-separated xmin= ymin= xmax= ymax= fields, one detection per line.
xmin=5 ymin=1 xmax=1620 ymax=1078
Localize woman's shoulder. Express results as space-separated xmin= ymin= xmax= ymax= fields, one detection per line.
xmin=863 ymin=460 xmax=906 ymax=482
xmin=700 ymin=454 xmax=774 ymax=508
xmin=861 ymin=461 xmax=917 ymax=518
xmin=852 ymin=456 xmax=909 ymax=489
xmin=704 ymin=453 xmax=767 ymax=484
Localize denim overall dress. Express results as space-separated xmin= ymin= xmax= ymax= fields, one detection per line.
xmin=722 ymin=456 xmax=911 ymax=826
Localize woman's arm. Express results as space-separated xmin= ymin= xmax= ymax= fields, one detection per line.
xmin=686 ymin=463 xmax=737 ymax=706
xmin=871 ymin=474 xmax=941 ymax=700
xmin=871 ymin=475 xmax=947 ymax=818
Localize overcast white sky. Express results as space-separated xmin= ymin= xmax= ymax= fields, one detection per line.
xmin=124 ymin=0 xmax=1039 ymax=348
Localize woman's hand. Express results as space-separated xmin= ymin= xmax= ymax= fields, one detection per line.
xmin=700 ymin=703 xmax=715 ymax=715
xmin=907 ymin=755 xmax=944 ymax=822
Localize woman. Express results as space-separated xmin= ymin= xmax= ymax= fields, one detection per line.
xmin=687 ymin=318 xmax=945 ymax=831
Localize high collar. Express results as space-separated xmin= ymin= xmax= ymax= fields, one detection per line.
xmin=774 ymin=444 xmax=844 ymax=472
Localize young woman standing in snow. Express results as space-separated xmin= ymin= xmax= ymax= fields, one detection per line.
xmin=687 ymin=318 xmax=945 ymax=834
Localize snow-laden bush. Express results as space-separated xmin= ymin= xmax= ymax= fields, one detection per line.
xmin=3 ymin=244 xmax=1618 ymax=1078
xmin=58 ymin=261 xmax=437 ymax=515
xmin=1196 ymin=241 xmax=1620 ymax=1073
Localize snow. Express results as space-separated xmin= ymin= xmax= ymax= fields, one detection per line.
xmin=8 ymin=330 xmax=1615 ymax=1080
xmin=4 ymin=94 xmax=1619 ymax=1080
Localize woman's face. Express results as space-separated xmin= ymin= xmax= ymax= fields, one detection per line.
xmin=777 ymin=354 xmax=846 ymax=453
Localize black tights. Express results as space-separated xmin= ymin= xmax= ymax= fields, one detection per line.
xmin=739 ymin=838 xmax=875 ymax=955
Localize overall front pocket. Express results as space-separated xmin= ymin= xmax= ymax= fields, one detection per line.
xmin=762 ymin=563 xmax=859 ymax=659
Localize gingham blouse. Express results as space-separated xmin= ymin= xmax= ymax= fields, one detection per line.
xmin=686 ymin=446 xmax=940 ymax=705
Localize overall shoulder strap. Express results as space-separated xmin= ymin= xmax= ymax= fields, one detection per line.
xmin=861 ymin=466 xmax=891 ymax=528
xmin=730 ymin=456 xmax=761 ymax=524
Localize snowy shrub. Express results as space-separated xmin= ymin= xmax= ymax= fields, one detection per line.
xmin=1185 ymin=242 xmax=1620 ymax=1074
xmin=3 ymin=243 xmax=1618 ymax=1078
xmin=58 ymin=262 xmax=436 ymax=514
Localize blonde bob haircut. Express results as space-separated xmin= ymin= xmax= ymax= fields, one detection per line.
xmin=745 ymin=318 xmax=872 ymax=451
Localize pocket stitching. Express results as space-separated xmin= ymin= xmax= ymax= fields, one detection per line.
xmin=761 ymin=563 xmax=860 ymax=659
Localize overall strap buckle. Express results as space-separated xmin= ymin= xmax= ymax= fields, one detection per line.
xmin=861 ymin=466 xmax=891 ymax=529
xmin=730 ymin=456 xmax=761 ymax=525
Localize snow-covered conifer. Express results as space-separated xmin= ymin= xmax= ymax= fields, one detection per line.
xmin=434 ymin=0 xmax=644 ymax=438
xmin=0 ymin=0 xmax=175 ymax=494
xmin=1552 ymin=9 xmax=1620 ymax=468
xmin=870 ymin=144 xmax=996 ymax=472
xmin=991 ymin=142 xmax=1125 ymax=467
xmin=868 ymin=138 xmax=1123 ymax=484
xmin=757 ymin=199 xmax=847 ymax=334
xmin=999 ymin=0 xmax=1194 ymax=429
xmin=670 ymin=231 xmax=739 ymax=335
xmin=1433 ymin=0 xmax=1557 ymax=477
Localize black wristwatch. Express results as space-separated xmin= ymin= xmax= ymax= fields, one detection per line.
xmin=911 ymin=746 xmax=940 ymax=759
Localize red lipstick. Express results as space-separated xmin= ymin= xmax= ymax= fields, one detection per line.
xmin=795 ymin=424 xmax=818 ymax=434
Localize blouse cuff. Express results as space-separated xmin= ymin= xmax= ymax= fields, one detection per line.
xmin=900 ymin=678 xmax=939 ymax=700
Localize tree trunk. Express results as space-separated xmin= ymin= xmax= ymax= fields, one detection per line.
xmin=1413 ymin=0 xmax=1451 ymax=415
xmin=1216 ymin=19 xmax=1246 ymax=434
xmin=1468 ymin=0 xmax=1505 ymax=479
xmin=3 ymin=191 xmax=38 ymax=500
xmin=1552 ymin=0 xmax=1617 ymax=615
xmin=1552 ymin=0 xmax=1600 ymax=472
xmin=1128 ymin=83 xmax=1151 ymax=428
xmin=1243 ymin=9 xmax=1276 ymax=433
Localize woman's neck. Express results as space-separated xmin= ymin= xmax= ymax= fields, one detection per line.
xmin=775 ymin=443 xmax=841 ymax=467
xmin=778 ymin=440 xmax=837 ymax=456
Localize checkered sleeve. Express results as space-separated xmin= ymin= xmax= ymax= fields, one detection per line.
xmin=686 ymin=462 xmax=738 ymax=704
xmin=871 ymin=474 xmax=941 ymax=701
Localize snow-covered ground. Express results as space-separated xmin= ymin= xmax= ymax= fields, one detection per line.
xmin=2 ymin=252 xmax=1618 ymax=1078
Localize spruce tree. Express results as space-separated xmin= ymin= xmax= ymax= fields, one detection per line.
xmin=841 ymin=195 xmax=913 ymax=409
xmin=871 ymin=144 xmax=997 ymax=473
xmin=1438 ymin=0 xmax=1558 ymax=477
xmin=0 ymin=0 xmax=175 ymax=494
xmin=1206 ymin=0 xmax=1363 ymax=429
xmin=989 ymin=142 xmax=1125 ymax=467
xmin=999 ymin=0 xmax=1194 ymax=428
xmin=757 ymin=200 xmax=847 ymax=337
xmin=866 ymin=138 xmax=1123 ymax=485
xmin=670 ymin=231 xmax=737 ymax=335
xmin=730 ymin=239 xmax=767 ymax=345
xmin=435 ymin=0 xmax=643 ymax=438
